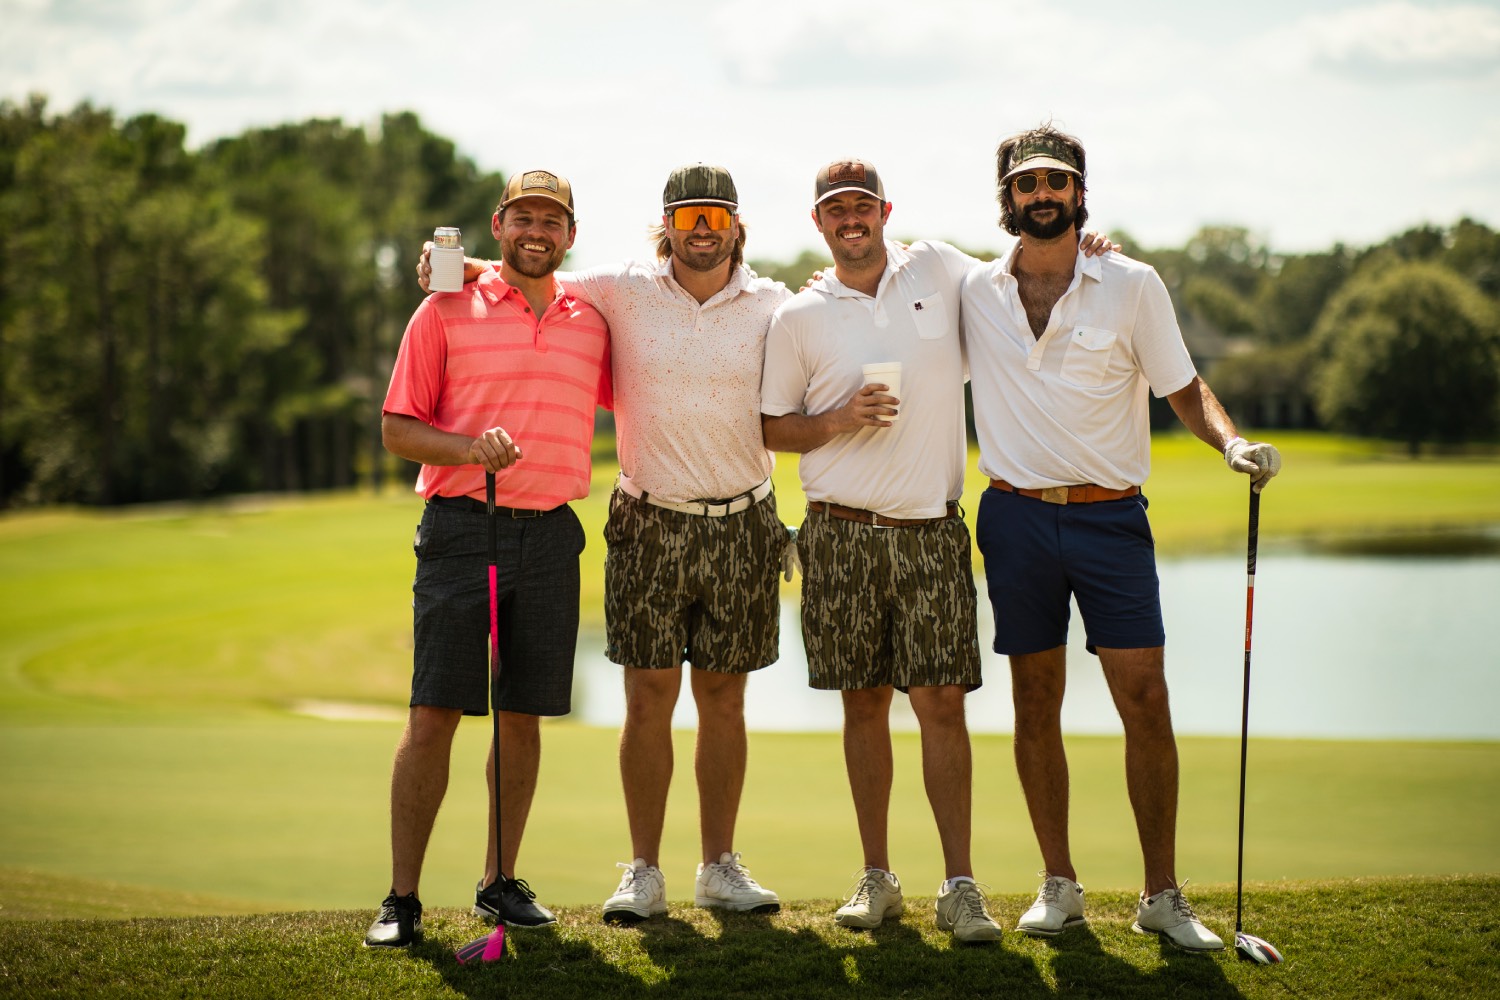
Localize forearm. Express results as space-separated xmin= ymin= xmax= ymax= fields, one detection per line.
xmin=1166 ymin=376 xmax=1239 ymax=453
xmin=761 ymin=411 xmax=850 ymax=454
xmin=381 ymin=413 xmax=475 ymax=467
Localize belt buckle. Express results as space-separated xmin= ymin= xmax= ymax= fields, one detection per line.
xmin=1038 ymin=486 xmax=1070 ymax=505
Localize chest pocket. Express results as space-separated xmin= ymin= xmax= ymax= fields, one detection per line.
xmin=1059 ymin=326 xmax=1117 ymax=387
xmin=909 ymin=293 xmax=949 ymax=340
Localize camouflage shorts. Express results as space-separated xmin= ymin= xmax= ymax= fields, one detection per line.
xmin=603 ymin=488 xmax=787 ymax=673
xmin=798 ymin=508 xmax=982 ymax=692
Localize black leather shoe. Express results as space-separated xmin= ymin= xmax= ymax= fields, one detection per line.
xmin=474 ymin=877 xmax=557 ymax=927
xmin=364 ymin=892 xmax=422 ymax=947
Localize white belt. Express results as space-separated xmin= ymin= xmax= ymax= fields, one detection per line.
xmin=617 ymin=476 xmax=771 ymax=517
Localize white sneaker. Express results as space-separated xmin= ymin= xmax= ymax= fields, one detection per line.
xmin=834 ymin=868 xmax=904 ymax=929
xmin=1017 ymin=872 xmax=1087 ymax=937
xmin=935 ymin=878 xmax=1003 ymax=943
xmin=1132 ymin=882 xmax=1225 ymax=951
xmin=602 ymin=858 xmax=667 ymax=923
xmin=694 ymin=851 xmax=780 ymax=913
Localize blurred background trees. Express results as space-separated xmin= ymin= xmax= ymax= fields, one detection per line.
xmin=2 ymin=97 xmax=1498 ymax=508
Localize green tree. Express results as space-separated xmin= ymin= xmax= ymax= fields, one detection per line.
xmin=1313 ymin=261 xmax=1500 ymax=453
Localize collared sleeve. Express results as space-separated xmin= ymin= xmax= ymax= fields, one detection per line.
xmin=382 ymin=297 xmax=447 ymax=423
xmin=1134 ymin=267 xmax=1197 ymax=398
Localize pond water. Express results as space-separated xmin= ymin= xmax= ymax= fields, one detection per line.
xmin=572 ymin=548 xmax=1500 ymax=742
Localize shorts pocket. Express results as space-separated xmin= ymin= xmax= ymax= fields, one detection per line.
xmin=1060 ymin=326 xmax=1116 ymax=387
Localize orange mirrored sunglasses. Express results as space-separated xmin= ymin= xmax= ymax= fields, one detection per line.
xmin=669 ymin=205 xmax=736 ymax=230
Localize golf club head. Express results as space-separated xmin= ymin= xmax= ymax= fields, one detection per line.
xmin=455 ymin=925 xmax=506 ymax=964
xmin=1235 ymin=932 xmax=1283 ymax=964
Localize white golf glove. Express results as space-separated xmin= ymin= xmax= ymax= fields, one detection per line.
xmin=1224 ymin=437 xmax=1282 ymax=492
xmin=781 ymin=525 xmax=802 ymax=582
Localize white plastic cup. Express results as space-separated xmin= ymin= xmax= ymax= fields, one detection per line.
xmin=861 ymin=362 xmax=902 ymax=423
xmin=429 ymin=226 xmax=465 ymax=293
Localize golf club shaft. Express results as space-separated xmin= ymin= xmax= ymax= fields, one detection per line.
xmin=486 ymin=472 xmax=503 ymax=886
xmin=1235 ymin=484 xmax=1260 ymax=934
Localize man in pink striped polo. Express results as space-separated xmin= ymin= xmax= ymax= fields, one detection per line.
xmin=365 ymin=170 xmax=612 ymax=949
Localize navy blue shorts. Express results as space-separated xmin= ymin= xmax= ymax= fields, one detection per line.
xmin=410 ymin=498 xmax=585 ymax=717
xmin=974 ymin=487 xmax=1164 ymax=656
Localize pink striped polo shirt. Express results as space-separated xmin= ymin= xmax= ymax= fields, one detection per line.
xmin=383 ymin=268 xmax=612 ymax=509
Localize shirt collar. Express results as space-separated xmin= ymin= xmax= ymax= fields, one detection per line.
xmin=815 ymin=239 xmax=906 ymax=299
xmin=995 ymin=239 xmax=1101 ymax=284
xmin=477 ymin=267 xmax=576 ymax=310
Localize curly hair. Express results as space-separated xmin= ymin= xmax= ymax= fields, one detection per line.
xmin=996 ymin=123 xmax=1088 ymax=237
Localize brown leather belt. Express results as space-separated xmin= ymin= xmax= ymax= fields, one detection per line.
xmin=989 ymin=479 xmax=1139 ymax=505
xmin=807 ymin=500 xmax=958 ymax=528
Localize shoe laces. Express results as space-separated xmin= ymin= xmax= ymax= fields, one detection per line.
xmin=1034 ymin=872 xmax=1063 ymax=906
xmin=616 ymin=861 xmax=661 ymax=890
xmin=379 ymin=892 xmax=418 ymax=919
xmin=505 ymin=877 xmax=538 ymax=901
xmin=1154 ymin=880 xmax=1200 ymax=920
xmin=953 ymin=880 xmax=992 ymax=919
xmin=846 ymin=867 xmax=889 ymax=905
xmin=709 ymin=851 xmax=757 ymax=888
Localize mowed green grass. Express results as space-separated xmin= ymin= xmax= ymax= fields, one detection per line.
xmin=1 ymin=431 xmax=1497 ymax=918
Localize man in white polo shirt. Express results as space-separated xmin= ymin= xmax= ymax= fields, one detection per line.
xmin=760 ymin=159 xmax=1004 ymax=943
xmin=419 ymin=164 xmax=789 ymax=922
xmin=961 ymin=124 xmax=1282 ymax=951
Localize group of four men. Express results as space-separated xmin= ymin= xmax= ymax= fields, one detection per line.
xmin=363 ymin=124 xmax=1282 ymax=953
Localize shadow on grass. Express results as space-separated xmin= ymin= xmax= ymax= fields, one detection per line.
xmin=1045 ymin=924 xmax=1243 ymax=999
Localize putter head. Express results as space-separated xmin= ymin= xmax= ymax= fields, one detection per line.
xmin=455 ymin=925 xmax=507 ymax=964
xmin=1235 ymin=931 xmax=1283 ymax=964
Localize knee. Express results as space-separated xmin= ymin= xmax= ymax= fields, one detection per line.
xmin=692 ymin=672 xmax=746 ymax=723
xmin=842 ymin=687 xmax=892 ymax=726
xmin=624 ymin=669 xmax=680 ymax=724
xmin=909 ymin=685 xmax=967 ymax=729
xmin=404 ymin=706 xmax=462 ymax=751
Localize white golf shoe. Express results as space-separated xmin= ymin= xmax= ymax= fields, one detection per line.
xmin=694 ymin=852 xmax=780 ymax=913
xmin=834 ymin=868 xmax=904 ymax=929
xmin=602 ymin=858 xmax=667 ymax=923
xmin=1017 ymin=872 xmax=1087 ymax=937
xmin=1132 ymin=881 xmax=1225 ymax=951
xmin=934 ymin=877 xmax=1003 ymax=943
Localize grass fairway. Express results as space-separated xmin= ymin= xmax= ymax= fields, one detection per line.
xmin=1 ymin=431 xmax=1497 ymax=932
xmin=1 ymin=876 xmax=1497 ymax=999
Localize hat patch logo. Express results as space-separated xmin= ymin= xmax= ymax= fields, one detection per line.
xmin=522 ymin=171 xmax=560 ymax=192
xmin=827 ymin=162 xmax=868 ymax=185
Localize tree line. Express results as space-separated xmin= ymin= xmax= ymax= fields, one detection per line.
xmin=3 ymin=98 xmax=1498 ymax=507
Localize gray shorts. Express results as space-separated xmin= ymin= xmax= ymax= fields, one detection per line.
xmin=410 ymin=498 xmax=585 ymax=717
xmin=603 ymin=488 xmax=785 ymax=673
xmin=798 ymin=508 xmax=982 ymax=692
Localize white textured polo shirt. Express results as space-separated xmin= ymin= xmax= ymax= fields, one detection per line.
xmin=761 ymin=240 xmax=975 ymax=520
xmin=961 ymin=244 xmax=1197 ymax=490
xmin=566 ymin=259 xmax=791 ymax=503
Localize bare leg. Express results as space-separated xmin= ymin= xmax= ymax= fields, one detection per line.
xmin=390 ymin=705 xmax=463 ymax=897
xmin=691 ymin=668 xmax=749 ymax=863
xmin=1009 ymin=646 xmax=1076 ymax=881
xmin=907 ymin=684 xmax=973 ymax=879
xmin=618 ymin=665 xmax=681 ymax=867
xmin=483 ymin=710 xmax=542 ymax=883
xmin=1098 ymin=645 xmax=1178 ymax=896
xmin=841 ymin=686 xmax=895 ymax=871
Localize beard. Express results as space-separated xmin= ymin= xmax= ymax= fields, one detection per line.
xmin=499 ymin=233 xmax=567 ymax=278
xmin=826 ymin=224 xmax=882 ymax=268
xmin=670 ymin=230 xmax=734 ymax=273
xmin=1017 ymin=198 xmax=1078 ymax=240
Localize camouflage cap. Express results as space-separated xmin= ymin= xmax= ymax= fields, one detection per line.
xmin=999 ymin=137 xmax=1082 ymax=184
xmin=663 ymin=164 xmax=738 ymax=210
xmin=814 ymin=159 xmax=886 ymax=206
xmin=500 ymin=169 xmax=575 ymax=214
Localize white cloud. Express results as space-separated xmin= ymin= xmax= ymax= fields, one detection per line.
xmin=1296 ymin=2 xmax=1500 ymax=80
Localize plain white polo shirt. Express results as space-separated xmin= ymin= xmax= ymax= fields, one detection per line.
xmin=566 ymin=259 xmax=791 ymax=503
xmin=961 ymin=244 xmax=1197 ymax=491
xmin=761 ymin=240 xmax=975 ymax=520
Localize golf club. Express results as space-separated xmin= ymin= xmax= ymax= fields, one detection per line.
xmin=1234 ymin=483 xmax=1283 ymax=965
xmin=456 ymin=471 xmax=507 ymax=965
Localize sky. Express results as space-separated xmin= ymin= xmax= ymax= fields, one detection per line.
xmin=3 ymin=0 xmax=1499 ymax=271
